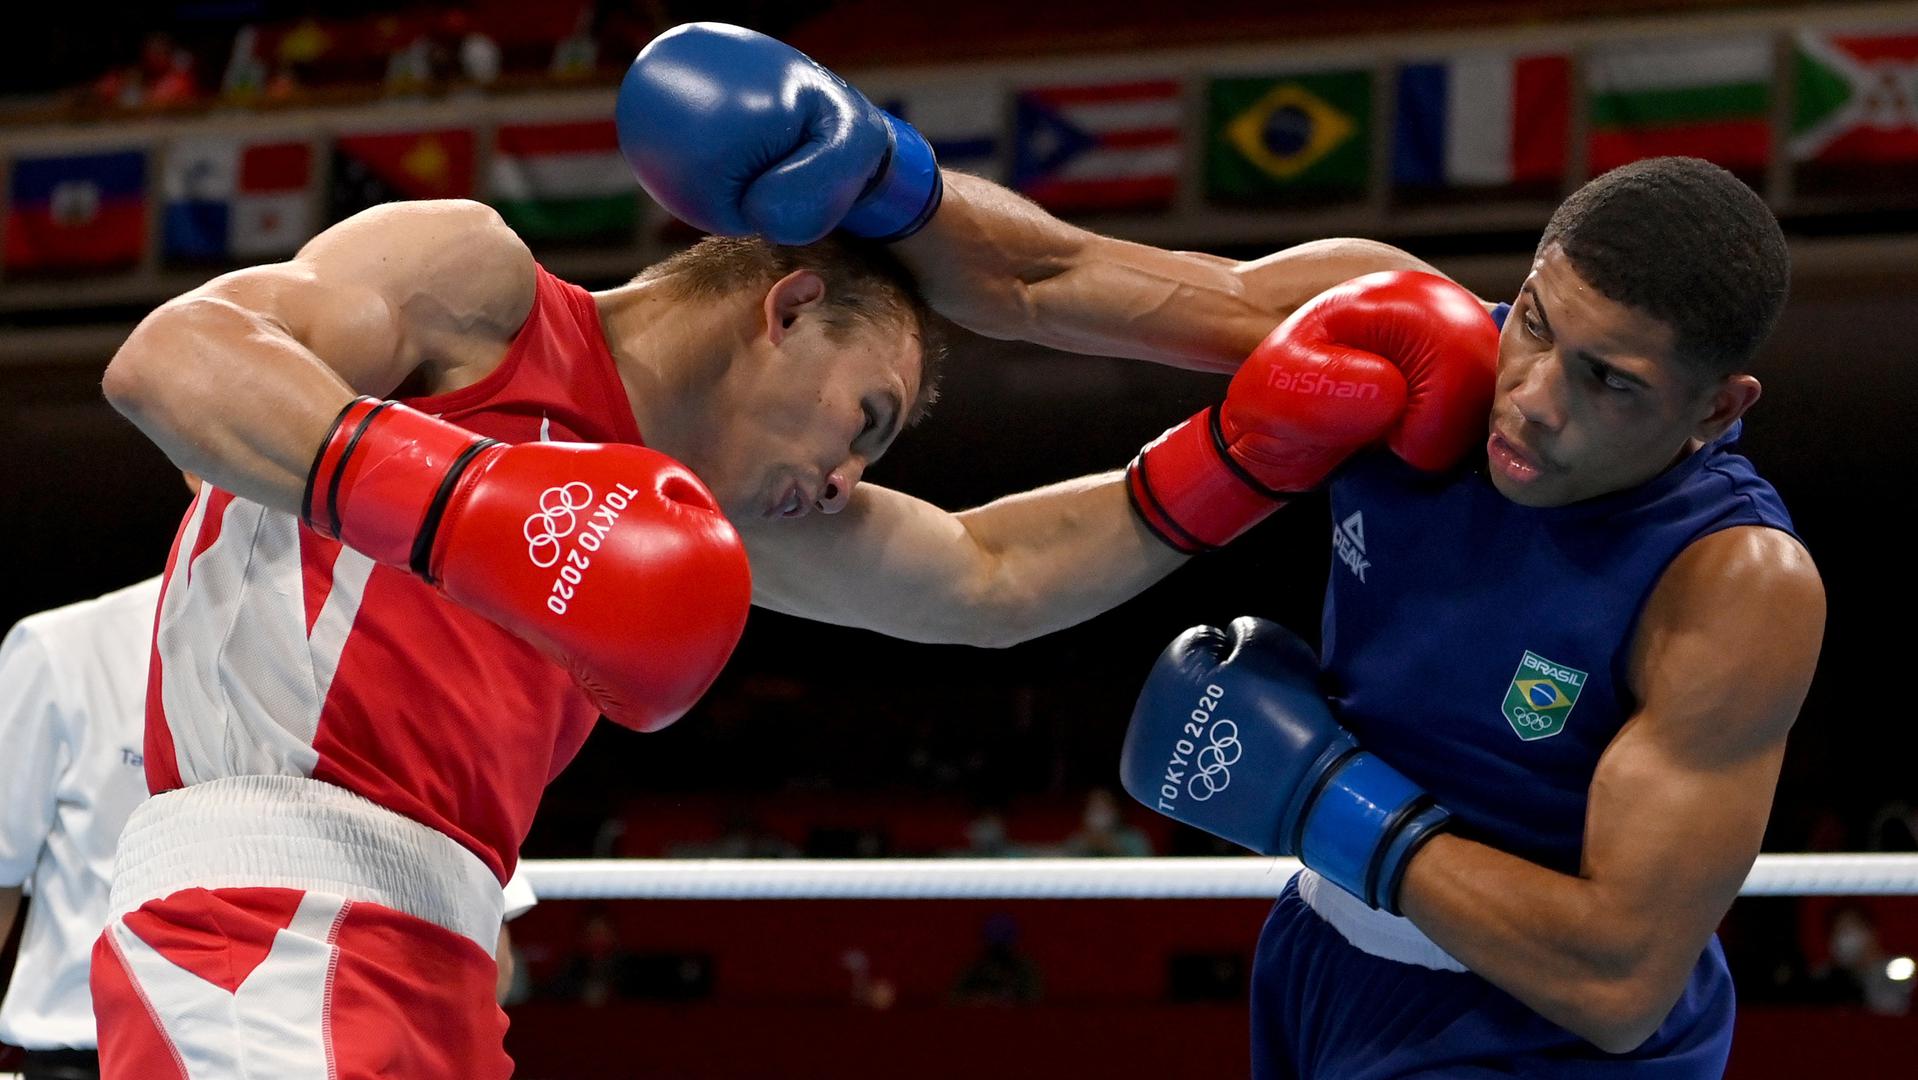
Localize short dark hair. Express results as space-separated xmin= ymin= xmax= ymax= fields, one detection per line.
xmin=638 ymin=234 xmax=946 ymax=423
xmin=1537 ymin=157 xmax=1789 ymax=379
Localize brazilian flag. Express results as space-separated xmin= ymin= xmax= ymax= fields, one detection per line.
xmin=1206 ymin=72 xmax=1372 ymax=202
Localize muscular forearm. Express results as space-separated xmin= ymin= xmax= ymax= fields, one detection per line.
xmin=747 ymin=472 xmax=1185 ymax=647
xmin=1397 ymin=835 xmax=1683 ymax=1053
xmin=104 ymin=296 xmax=356 ymax=514
xmin=897 ymin=173 xmax=1440 ymax=372
xmin=952 ymin=472 xmax=1187 ymax=644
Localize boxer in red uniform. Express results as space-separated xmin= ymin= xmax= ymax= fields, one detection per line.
xmin=95 ymin=46 xmax=1503 ymax=1079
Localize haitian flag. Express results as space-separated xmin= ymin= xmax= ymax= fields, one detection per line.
xmin=1585 ymin=37 xmax=1773 ymax=175
xmin=1205 ymin=71 xmax=1371 ymax=202
xmin=4 ymin=149 xmax=146 ymax=272
xmin=1012 ymin=79 xmax=1181 ymax=213
xmin=1395 ymin=53 xmax=1570 ymax=189
xmin=329 ymin=129 xmax=475 ymax=222
xmin=1792 ymin=29 xmax=1918 ymax=165
xmin=489 ymin=120 xmax=639 ymax=243
xmin=164 ymin=138 xmax=314 ymax=261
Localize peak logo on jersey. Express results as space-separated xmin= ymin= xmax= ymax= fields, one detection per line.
xmin=1501 ymin=650 xmax=1586 ymax=741
xmin=1333 ymin=510 xmax=1370 ymax=582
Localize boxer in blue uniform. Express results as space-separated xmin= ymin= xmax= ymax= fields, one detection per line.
xmin=618 ymin=25 xmax=1823 ymax=1077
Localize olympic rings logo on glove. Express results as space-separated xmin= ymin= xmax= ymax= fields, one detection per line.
xmin=524 ymin=482 xmax=595 ymax=569
xmin=1186 ymin=720 xmax=1242 ymax=801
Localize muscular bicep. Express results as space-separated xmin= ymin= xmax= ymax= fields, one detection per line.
xmin=264 ymin=199 xmax=536 ymax=392
xmin=1582 ymin=527 xmax=1824 ymax=983
xmin=103 ymin=199 xmax=535 ymax=512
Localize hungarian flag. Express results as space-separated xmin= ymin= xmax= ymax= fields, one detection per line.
xmin=1792 ymin=30 xmax=1918 ymax=165
xmin=164 ymin=138 xmax=314 ymax=261
xmin=4 ymin=149 xmax=146 ymax=272
xmin=489 ymin=120 xmax=640 ymax=244
xmin=1206 ymin=71 xmax=1372 ymax=201
xmin=1012 ymin=78 xmax=1181 ymax=213
xmin=1395 ymin=53 xmax=1570 ymax=189
xmin=1585 ymin=38 xmax=1773 ymax=174
xmin=329 ymin=129 xmax=475 ymax=222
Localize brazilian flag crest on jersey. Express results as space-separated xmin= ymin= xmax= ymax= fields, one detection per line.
xmin=1501 ymin=651 xmax=1588 ymax=741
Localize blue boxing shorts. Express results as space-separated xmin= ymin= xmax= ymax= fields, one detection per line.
xmin=1250 ymin=873 xmax=1734 ymax=1079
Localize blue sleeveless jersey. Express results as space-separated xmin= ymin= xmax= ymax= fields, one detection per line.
xmin=1255 ymin=302 xmax=1800 ymax=1077
xmin=1321 ymin=303 xmax=1797 ymax=873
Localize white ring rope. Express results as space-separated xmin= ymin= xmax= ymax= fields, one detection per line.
xmin=521 ymin=854 xmax=1918 ymax=901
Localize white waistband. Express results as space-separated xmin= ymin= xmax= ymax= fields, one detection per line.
xmin=110 ymin=775 xmax=504 ymax=955
xmin=1297 ymin=869 xmax=1467 ymax=973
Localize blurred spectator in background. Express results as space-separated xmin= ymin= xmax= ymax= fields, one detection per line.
xmin=950 ymin=914 xmax=1043 ymax=1006
xmin=949 ymin=806 xmax=1022 ymax=858
xmin=92 ymin=32 xmax=200 ymax=110
xmin=841 ymin=948 xmax=897 ymax=1010
xmin=1061 ymin=789 xmax=1152 ymax=858
xmin=543 ymin=908 xmax=638 ymax=1008
xmin=1805 ymin=903 xmax=1914 ymax=1015
xmin=669 ymin=808 xmax=799 ymax=860
xmin=1868 ymin=801 xmax=1918 ymax=851
xmin=550 ymin=8 xmax=600 ymax=80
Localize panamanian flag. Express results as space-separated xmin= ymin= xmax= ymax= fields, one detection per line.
xmin=164 ymin=138 xmax=314 ymax=261
xmin=1012 ymin=78 xmax=1182 ymax=213
xmin=4 ymin=149 xmax=147 ymax=272
xmin=1394 ymin=52 xmax=1570 ymax=189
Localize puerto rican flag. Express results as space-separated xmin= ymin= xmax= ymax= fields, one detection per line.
xmin=1395 ymin=53 xmax=1570 ymax=188
xmin=1012 ymin=78 xmax=1182 ymax=213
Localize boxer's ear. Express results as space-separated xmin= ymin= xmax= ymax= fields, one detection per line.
xmin=763 ymin=270 xmax=826 ymax=345
xmin=1692 ymin=374 xmax=1761 ymax=443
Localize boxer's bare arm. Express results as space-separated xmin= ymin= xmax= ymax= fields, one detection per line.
xmin=102 ymin=200 xmax=534 ymax=514
xmin=743 ymin=471 xmax=1185 ymax=647
xmin=0 ymin=885 xmax=19 ymax=955
xmin=896 ymin=172 xmax=1443 ymax=372
xmin=1397 ymin=527 xmax=1824 ymax=1053
xmin=751 ymin=208 xmax=1448 ymax=644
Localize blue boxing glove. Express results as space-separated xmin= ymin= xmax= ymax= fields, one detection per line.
xmin=616 ymin=22 xmax=942 ymax=244
xmin=1121 ymin=617 xmax=1450 ymax=914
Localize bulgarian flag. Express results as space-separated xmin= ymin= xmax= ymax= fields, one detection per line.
xmin=1395 ymin=52 xmax=1571 ymax=188
xmin=1792 ymin=29 xmax=1918 ymax=164
xmin=1586 ymin=37 xmax=1773 ymax=174
xmin=489 ymin=120 xmax=641 ymax=243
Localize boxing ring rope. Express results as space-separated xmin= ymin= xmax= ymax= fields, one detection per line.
xmin=521 ymin=854 xmax=1918 ymax=901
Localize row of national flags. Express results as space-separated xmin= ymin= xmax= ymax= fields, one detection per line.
xmin=4 ymin=119 xmax=638 ymax=273
xmin=884 ymin=26 xmax=1918 ymax=211
xmin=6 ymin=27 xmax=1918 ymax=274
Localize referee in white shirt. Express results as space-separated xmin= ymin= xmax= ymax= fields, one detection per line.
xmin=1 ymin=573 xmax=161 ymax=1080
xmin=1 ymin=496 xmax=537 ymax=1079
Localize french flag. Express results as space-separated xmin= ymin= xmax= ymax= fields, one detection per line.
xmin=1013 ymin=79 xmax=1182 ymax=213
xmin=1394 ymin=54 xmax=1570 ymax=188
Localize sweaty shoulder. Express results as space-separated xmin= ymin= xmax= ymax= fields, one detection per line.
xmin=295 ymin=200 xmax=536 ymax=379
xmin=1629 ymin=526 xmax=1825 ymax=757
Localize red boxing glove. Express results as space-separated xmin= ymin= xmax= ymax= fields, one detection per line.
xmin=1127 ymin=271 xmax=1496 ymax=553
xmin=304 ymin=399 xmax=750 ymax=732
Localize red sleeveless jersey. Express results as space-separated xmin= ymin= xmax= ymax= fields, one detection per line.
xmin=144 ymin=265 xmax=642 ymax=881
